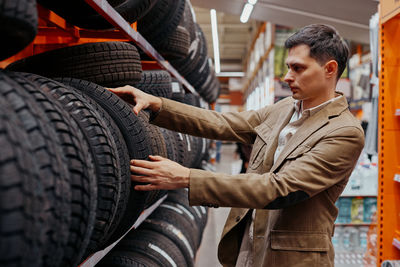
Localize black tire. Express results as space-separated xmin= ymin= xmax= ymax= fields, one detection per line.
xmin=138 ymin=111 xmax=167 ymax=158
xmin=116 ymin=229 xmax=187 ymax=267
xmin=167 ymin=189 xmax=208 ymax=245
xmin=0 ymin=97 xmax=46 ymax=267
xmin=180 ymin=0 xmax=196 ymax=43
xmin=53 ymin=78 xmax=151 ymax=161
xmin=134 ymin=70 xmax=172 ymax=99
xmin=204 ymin=76 xmax=221 ymax=103
xmin=37 ymin=0 xmax=158 ymax=30
xmin=182 ymin=94 xmax=202 ymax=167
xmin=20 ymin=74 xmax=123 ymax=258
xmin=186 ymin=58 xmax=210 ymax=89
xmin=0 ymin=0 xmax=37 ymax=60
xmin=137 ymin=111 xmax=168 ymax=208
xmin=171 ymin=78 xmax=185 ymax=102
xmin=59 ymin=84 xmax=130 ymax=257
xmin=157 ymin=26 xmax=190 ymax=59
xmin=192 ymin=137 xmax=207 ymax=168
xmin=172 ymin=131 xmax=191 ymax=167
xmin=0 ymin=71 xmax=71 ymax=267
xmin=141 ymin=219 xmax=195 ymax=267
xmin=13 ymin=72 xmax=98 ymax=267
xmin=7 ymin=42 xmax=142 ymax=87
xmin=97 ymin=250 xmax=161 ymax=267
xmin=159 ymin=128 xmax=179 ymax=162
xmin=170 ymin=23 xmax=207 ymax=78
xmin=148 ymin=201 xmax=199 ymax=251
xmin=138 ymin=0 xmax=185 ymax=45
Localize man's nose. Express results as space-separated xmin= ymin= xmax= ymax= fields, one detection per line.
xmin=284 ymin=70 xmax=294 ymax=83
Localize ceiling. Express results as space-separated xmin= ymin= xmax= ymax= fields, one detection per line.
xmin=193 ymin=7 xmax=259 ymax=72
xmin=192 ymin=0 xmax=379 ymax=72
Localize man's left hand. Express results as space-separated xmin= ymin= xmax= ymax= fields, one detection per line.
xmin=130 ymin=155 xmax=190 ymax=191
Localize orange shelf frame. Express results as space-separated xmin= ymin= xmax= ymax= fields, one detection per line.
xmin=0 ymin=0 xmax=198 ymax=96
xmin=378 ymin=4 xmax=400 ymax=265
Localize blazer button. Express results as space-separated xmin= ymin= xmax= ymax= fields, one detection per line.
xmin=235 ymin=216 xmax=241 ymax=222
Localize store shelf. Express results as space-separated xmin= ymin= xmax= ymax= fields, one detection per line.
xmin=79 ymin=195 xmax=166 ymax=267
xmin=394 ymin=174 xmax=400 ymax=183
xmin=335 ymin=223 xmax=377 ymax=226
xmin=339 ymin=194 xmax=377 ymax=197
xmin=83 ymin=0 xmax=198 ymax=96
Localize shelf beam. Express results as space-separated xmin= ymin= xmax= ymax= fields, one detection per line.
xmin=79 ymin=195 xmax=167 ymax=267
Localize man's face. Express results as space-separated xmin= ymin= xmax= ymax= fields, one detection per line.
xmin=284 ymin=44 xmax=328 ymax=102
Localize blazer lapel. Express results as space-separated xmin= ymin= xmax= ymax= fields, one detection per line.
xmin=270 ymin=95 xmax=349 ymax=173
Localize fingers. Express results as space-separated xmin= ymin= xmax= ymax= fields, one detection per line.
xmin=130 ymin=175 xmax=155 ymax=183
xmin=134 ymin=184 xmax=161 ymax=191
xmin=130 ymin=165 xmax=155 ymax=176
xmin=130 ymin=159 xmax=157 ymax=169
xmin=149 ymin=155 xmax=165 ymax=161
xmin=133 ymin=102 xmax=145 ymax=115
xmin=107 ymin=85 xmax=132 ymax=94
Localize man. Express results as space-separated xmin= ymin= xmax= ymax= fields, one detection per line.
xmin=110 ymin=24 xmax=364 ymax=266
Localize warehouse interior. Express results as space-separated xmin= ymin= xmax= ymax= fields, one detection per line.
xmin=0 ymin=0 xmax=399 ymax=267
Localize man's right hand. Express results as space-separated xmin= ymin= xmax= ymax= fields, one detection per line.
xmin=107 ymin=85 xmax=162 ymax=115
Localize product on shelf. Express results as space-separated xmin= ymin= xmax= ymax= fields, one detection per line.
xmin=351 ymin=197 xmax=364 ymax=223
xmin=363 ymin=197 xmax=377 ymax=223
xmin=336 ymin=198 xmax=352 ymax=223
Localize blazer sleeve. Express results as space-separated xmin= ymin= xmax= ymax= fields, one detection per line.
xmin=150 ymin=97 xmax=270 ymax=144
xmin=188 ymin=126 xmax=365 ymax=209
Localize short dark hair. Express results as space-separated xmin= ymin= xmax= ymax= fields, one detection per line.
xmin=284 ymin=24 xmax=349 ymax=80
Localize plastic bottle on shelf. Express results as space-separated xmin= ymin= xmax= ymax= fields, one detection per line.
xmin=348 ymin=227 xmax=360 ymax=252
xmin=342 ymin=227 xmax=351 ymax=250
xmin=359 ymin=226 xmax=369 ymax=252
xmin=333 ymin=226 xmax=343 ymax=252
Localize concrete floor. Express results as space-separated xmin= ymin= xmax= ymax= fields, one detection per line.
xmin=195 ymin=143 xmax=242 ymax=267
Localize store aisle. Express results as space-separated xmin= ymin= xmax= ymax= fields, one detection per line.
xmin=195 ymin=143 xmax=242 ymax=267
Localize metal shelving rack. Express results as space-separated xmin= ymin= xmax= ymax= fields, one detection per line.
xmin=0 ymin=1 xmax=204 ymax=265
xmin=378 ymin=1 xmax=400 ymax=265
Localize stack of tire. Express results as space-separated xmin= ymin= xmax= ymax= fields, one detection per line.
xmin=98 ymin=189 xmax=208 ymax=267
xmin=136 ymin=0 xmax=221 ymax=103
xmin=0 ymin=1 xmax=211 ymax=266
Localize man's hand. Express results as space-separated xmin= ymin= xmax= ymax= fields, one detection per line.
xmin=130 ymin=155 xmax=190 ymax=191
xmin=108 ymin=85 xmax=162 ymax=115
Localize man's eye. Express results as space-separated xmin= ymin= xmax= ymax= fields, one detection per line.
xmin=293 ymin=66 xmax=302 ymax=72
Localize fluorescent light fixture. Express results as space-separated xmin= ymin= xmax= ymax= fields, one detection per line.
xmin=240 ymin=3 xmax=254 ymax=23
xmin=216 ymin=72 xmax=245 ymax=77
xmin=248 ymin=0 xmax=257 ymax=4
xmin=210 ymin=9 xmax=221 ymax=73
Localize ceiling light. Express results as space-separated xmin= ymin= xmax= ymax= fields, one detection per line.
xmin=240 ymin=3 xmax=254 ymax=23
xmin=210 ymin=9 xmax=221 ymax=73
xmin=248 ymin=0 xmax=257 ymax=4
xmin=216 ymin=72 xmax=245 ymax=77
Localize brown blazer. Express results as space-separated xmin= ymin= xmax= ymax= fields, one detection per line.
xmin=152 ymin=94 xmax=364 ymax=267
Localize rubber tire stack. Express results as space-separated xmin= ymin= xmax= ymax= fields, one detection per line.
xmin=98 ymin=189 xmax=208 ymax=267
xmin=1 ymin=0 xmax=213 ymax=265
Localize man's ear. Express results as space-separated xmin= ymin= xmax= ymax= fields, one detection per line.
xmin=324 ymin=60 xmax=338 ymax=79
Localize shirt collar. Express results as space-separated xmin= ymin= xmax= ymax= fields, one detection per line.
xmin=294 ymin=94 xmax=343 ymax=118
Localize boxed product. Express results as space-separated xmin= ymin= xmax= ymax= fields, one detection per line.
xmin=351 ymin=197 xmax=364 ymax=223
xmin=336 ymin=198 xmax=352 ymax=223
xmin=363 ymin=197 xmax=377 ymax=223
